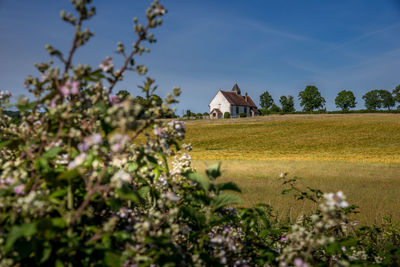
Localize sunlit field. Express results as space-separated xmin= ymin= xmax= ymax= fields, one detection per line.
xmin=184 ymin=114 xmax=400 ymax=224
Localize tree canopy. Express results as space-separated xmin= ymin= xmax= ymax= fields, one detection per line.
xmin=362 ymin=89 xmax=395 ymax=111
xmin=259 ymin=91 xmax=274 ymax=110
xmin=335 ymin=90 xmax=356 ymax=111
xmin=379 ymin=90 xmax=395 ymax=110
xmin=298 ymin=85 xmax=325 ymax=112
xmin=362 ymin=90 xmax=381 ymax=110
xmin=279 ymin=95 xmax=295 ymax=113
xmin=393 ymin=85 xmax=400 ymax=103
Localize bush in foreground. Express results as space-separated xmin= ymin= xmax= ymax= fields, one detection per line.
xmin=0 ymin=1 xmax=399 ymax=266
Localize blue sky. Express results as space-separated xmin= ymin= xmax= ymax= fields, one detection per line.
xmin=1 ymin=0 xmax=400 ymax=113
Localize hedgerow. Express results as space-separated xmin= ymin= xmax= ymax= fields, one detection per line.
xmin=0 ymin=1 xmax=399 ymax=266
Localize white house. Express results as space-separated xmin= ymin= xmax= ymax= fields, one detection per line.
xmin=209 ymin=84 xmax=260 ymax=119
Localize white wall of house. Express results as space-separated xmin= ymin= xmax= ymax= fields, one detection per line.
xmin=209 ymin=91 xmax=254 ymax=118
xmin=209 ymin=91 xmax=231 ymax=115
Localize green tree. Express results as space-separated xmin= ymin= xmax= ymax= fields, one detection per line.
xmin=186 ymin=109 xmax=195 ymax=117
xmin=270 ymin=104 xmax=281 ymax=113
xmin=279 ymin=95 xmax=295 ymax=113
xmin=298 ymin=85 xmax=326 ymax=112
xmin=379 ymin=89 xmax=395 ymax=110
xmin=362 ymin=90 xmax=381 ymax=110
xmin=259 ymin=91 xmax=274 ymax=110
xmin=335 ymin=90 xmax=356 ymax=112
xmin=393 ymin=85 xmax=400 ymax=105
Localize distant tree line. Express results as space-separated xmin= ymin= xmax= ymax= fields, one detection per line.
xmin=183 ymin=110 xmax=208 ymax=119
xmin=259 ymin=84 xmax=400 ymax=114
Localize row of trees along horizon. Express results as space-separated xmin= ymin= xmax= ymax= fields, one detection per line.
xmin=260 ymin=85 xmax=400 ymax=114
xmin=7 ymin=85 xmax=392 ymax=119
xmin=183 ymin=85 xmax=400 ymax=119
xmin=5 ymin=86 xmax=400 ymax=120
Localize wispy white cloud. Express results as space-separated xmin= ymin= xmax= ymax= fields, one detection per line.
xmin=239 ymin=19 xmax=313 ymax=42
xmin=327 ymin=22 xmax=400 ymax=52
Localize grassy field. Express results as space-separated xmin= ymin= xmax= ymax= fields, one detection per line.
xmin=184 ymin=114 xmax=400 ymax=224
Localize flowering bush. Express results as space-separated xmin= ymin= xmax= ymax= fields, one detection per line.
xmin=1 ymin=1 xmax=399 ymax=266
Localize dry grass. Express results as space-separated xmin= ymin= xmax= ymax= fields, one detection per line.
xmin=183 ymin=114 xmax=400 ymax=224
xmin=186 ymin=113 xmax=400 ymax=163
xmin=192 ymin=159 xmax=400 ymax=225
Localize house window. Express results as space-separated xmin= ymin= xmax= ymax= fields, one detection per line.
xmin=236 ymin=106 xmax=239 ymax=114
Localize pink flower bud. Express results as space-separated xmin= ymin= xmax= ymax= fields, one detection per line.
xmin=14 ymin=184 xmax=25 ymax=195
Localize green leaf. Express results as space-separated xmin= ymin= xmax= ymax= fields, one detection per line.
xmin=146 ymin=155 xmax=158 ymax=165
xmin=106 ymin=199 xmax=122 ymax=210
xmin=55 ymin=259 xmax=64 ymax=267
xmin=43 ymin=146 xmax=62 ymax=158
xmin=205 ymin=162 xmax=221 ymax=180
xmin=34 ymin=157 xmax=49 ymax=171
xmin=180 ymin=206 xmax=206 ymax=228
xmin=117 ymin=187 xmax=139 ymax=202
xmin=215 ymin=182 xmax=241 ymax=193
xmin=49 ymin=189 xmax=67 ymax=204
xmin=40 ymin=242 xmax=52 ymax=263
xmin=128 ymin=162 xmax=138 ymax=172
xmin=105 ymin=252 xmax=122 ymax=267
xmin=0 ymin=140 xmax=11 ymax=149
xmin=114 ymin=231 xmax=130 ymax=241
xmin=83 ymin=70 xmax=105 ymax=82
xmin=211 ymin=193 xmax=241 ymax=210
xmin=188 ymin=172 xmax=210 ymax=191
xmin=57 ymin=169 xmax=80 ymax=181
xmin=5 ymin=223 xmax=36 ymax=253
xmin=51 ymin=217 xmax=66 ymax=228
xmin=137 ymin=186 xmax=150 ymax=199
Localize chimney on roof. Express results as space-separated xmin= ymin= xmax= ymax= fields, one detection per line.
xmin=245 ymin=92 xmax=248 ymax=102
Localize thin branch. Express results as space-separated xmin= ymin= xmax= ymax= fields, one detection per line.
xmin=107 ymin=25 xmax=150 ymax=95
xmin=71 ymin=167 xmax=106 ymax=224
xmin=64 ymin=14 xmax=83 ymax=75
xmin=130 ymin=114 xmax=160 ymax=141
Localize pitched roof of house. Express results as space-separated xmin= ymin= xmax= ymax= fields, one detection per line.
xmin=220 ymin=91 xmax=258 ymax=108
xmin=210 ymin=108 xmax=222 ymax=114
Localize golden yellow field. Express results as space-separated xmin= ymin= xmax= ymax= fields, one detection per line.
xmin=183 ymin=114 xmax=400 ymax=224
xmin=186 ymin=114 xmax=400 ymax=163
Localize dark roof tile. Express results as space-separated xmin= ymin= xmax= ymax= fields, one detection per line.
xmin=220 ymin=91 xmax=258 ymax=108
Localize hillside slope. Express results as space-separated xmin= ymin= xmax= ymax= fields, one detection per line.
xmin=185 ymin=114 xmax=400 ymax=163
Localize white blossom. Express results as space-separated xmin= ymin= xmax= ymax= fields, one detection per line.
xmin=324 ymin=191 xmax=349 ymax=208
xmin=68 ymin=153 xmax=87 ymax=169
xmin=99 ymin=56 xmax=113 ymax=72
